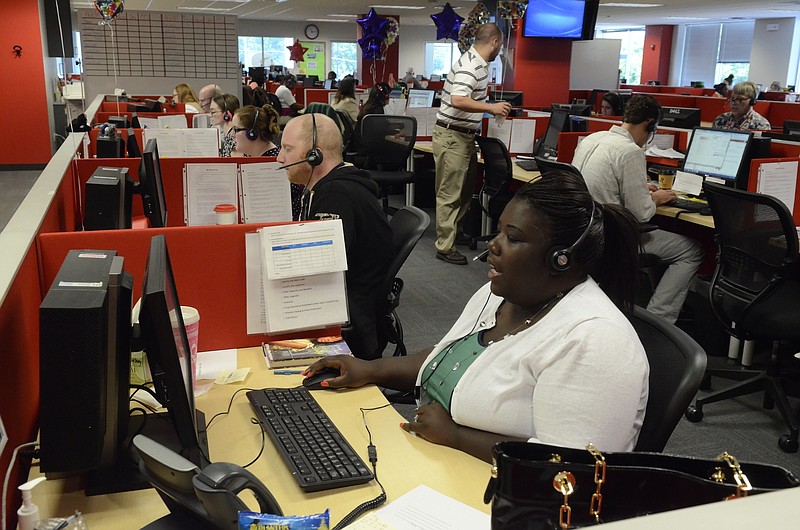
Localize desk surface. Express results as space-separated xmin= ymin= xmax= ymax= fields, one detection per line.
xmin=414 ymin=141 xmax=540 ymax=183
xmin=32 ymin=347 xmax=491 ymax=528
xmin=655 ymin=205 xmax=715 ymax=229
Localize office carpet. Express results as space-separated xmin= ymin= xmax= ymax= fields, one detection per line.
xmin=0 ymin=170 xmax=40 ymax=232
xmin=390 ymin=203 xmax=800 ymax=478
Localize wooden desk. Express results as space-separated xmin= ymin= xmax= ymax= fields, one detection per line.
xmin=413 ymin=141 xmax=541 ymax=183
xmin=32 ymin=348 xmax=491 ymax=528
xmin=655 ymin=205 xmax=715 ymax=229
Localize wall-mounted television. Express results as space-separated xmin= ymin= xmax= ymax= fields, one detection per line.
xmin=523 ymin=0 xmax=599 ymax=40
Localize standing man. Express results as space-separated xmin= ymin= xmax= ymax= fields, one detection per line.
xmin=277 ymin=114 xmax=395 ymax=360
xmin=572 ymin=94 xmax=704 ymax=323
xmin=433 ymin=23 xmax=510 ymax=265
xmin=198 ymin=84 xmax=223 ymax=114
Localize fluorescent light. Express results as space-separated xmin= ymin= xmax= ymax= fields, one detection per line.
xmin=307 ymin=18 xmax=351 ymax=23
xmin=370 ymin=5 xmax=426 ymax=9
xmin=663 ymin=16 xmax=710 ymax=20
xmin=327 ymin=14 xmax=359 ymax=18
xmin=177 ymin=6 xmax=231 ymax=11
xmin=600 ymin=3 xmax=663 ymax=7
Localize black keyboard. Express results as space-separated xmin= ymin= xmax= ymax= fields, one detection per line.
xmin=515 ymin=159 xmax=538 ymax=172
xmin=246 ymin=387 xmax=373 ymax=492
xmin=665 ymin=198 xmax=708 ymax=212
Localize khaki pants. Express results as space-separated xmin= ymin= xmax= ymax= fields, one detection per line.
xmin=433 ymin=125 xmax=477 ymax=253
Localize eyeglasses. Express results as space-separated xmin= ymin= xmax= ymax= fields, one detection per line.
xmin=728 ymin=96 xmax=751 ymax=103
xmin=232 ymin=127 xmax=250 ymax=134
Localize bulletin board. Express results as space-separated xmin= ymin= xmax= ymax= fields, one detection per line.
xmin=78 ymin=9 xmax=239 ymax=79
xmin=297 ymin=41 xmax=326 ymax=80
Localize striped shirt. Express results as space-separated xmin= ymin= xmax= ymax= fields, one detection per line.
xmin=436 ymin=47 xmax=490 ymax=130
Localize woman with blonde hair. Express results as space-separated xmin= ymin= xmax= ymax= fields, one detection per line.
xmin=173 ymin=83 xmax=202 ymax=113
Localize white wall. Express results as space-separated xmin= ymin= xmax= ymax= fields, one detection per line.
xmin=749 ymin=18 xmax=797 ymax=89
xmin=398 ymin=24 xmax=434 ymax=78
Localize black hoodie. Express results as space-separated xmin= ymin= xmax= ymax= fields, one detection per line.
xmin=303 ymin=164 xmax=396 ymax=359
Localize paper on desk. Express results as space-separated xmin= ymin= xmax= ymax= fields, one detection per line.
xmin=347 ymin=485 xmax=490 ymax=530
xmin=184 ymin=163 xmax=239 ymax=226
xmin=240 ymin=162 xmax=293 ymax=223
xmin=196 ymin=349 xmax=238 ymax=380
xmin=138 ymin=117 xmax=159 ymax=129
xmin=651 ymin=133 xmax=675 ymax=150
xmin=757 ymin=161 xmax=798 ymax=214
xmin=645 ymin=146 xmax=685 ymax=159
xmin=143 ymin=129 xmax=182 ymax=157
xmin=158 ymin=114 xmax=189 ymax=129
xmin=486 ymin=117 xmax=512 ymax=148
xmin=509 ymin=119 xmax=535 ymax=154
xmin=182 ymin=128 xmax=220 ymax=157
xmin=673 ymin=170 xmax=704 ymax=196
xmin=259 ymin=220 xmax=347 ymax=280
xmin=215 ymin=367 xmax=250 ymax=385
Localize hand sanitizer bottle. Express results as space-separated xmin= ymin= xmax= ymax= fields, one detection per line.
xmin=17 ymin=477 xmax=46 ymax=530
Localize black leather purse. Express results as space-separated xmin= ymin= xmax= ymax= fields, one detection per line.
xmin=484 ymin=441 xmax=799 ymax=530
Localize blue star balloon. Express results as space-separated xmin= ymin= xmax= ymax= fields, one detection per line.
xmin=431 ymin=3 xmax=464 ymax=41
xmin=357 ymin=8 xmax=390 ymax=60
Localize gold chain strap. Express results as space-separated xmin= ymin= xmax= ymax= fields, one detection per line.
xmin=586 ymin=443 xmax=606 ymax=522
xmin=553 ymin=471 xmax=576 ymax=529
xmin=716 ymin=452 xmax=752 ymax=499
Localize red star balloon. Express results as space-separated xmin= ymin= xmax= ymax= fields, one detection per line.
xmin=287 ymin=40 xmax=308 ymax=62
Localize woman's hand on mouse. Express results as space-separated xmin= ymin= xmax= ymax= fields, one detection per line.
xmin=302 ymin=357 xmax=372 ymax=389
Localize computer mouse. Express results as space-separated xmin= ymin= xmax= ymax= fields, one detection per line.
xmin=302 ymin=367 xmax=341 ymax=390
xmin=699 ymin=207 xmax=712 ymax=216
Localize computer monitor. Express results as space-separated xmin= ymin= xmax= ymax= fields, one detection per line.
xmin=131 ymin=114 xmax=141 ymax=129
xmin=551 ymin=103 xmax=592 ymax=116
xmin=126 ymin=129 xmax=142 ymax=158
xmin=783 ymin=120 xmax=800 ymax=135
xmin=139 ymin=234 xmax=208 ymax=467
xmin=490 ymin=91 xmax=524 ymax=107
xmin=535 ymin=108 xmax=571 ymax=158
xmin=389 ymin=88 xmax=404 ymax=99
xmin=407 ymin=88 xmax=435 ymax=108
xmin=659 ymin=107 xmax=701 ymax=129
xmin=323 ymin=79 xmax=333 ymax=89
xmin=303 ymin=75 xmax=318 ymax=87
xmin=682 ymin=127 xmax=753 ymax=188
xmin=108 ymin=115 xmax=129 ymax=129
xmin=139 ymin=139 xmax=168 ymax=227
xmin=143 ymin=99 xmax=163 ymax=112
xmin=249 ymin=67 xmax=266 ymax=86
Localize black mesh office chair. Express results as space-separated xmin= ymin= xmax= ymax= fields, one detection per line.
xmin=264 ymin=92 xmax=282 ymax=115
xmin=685 ymin=182 xmax=800 ymax=453
xmin=304 ymin=102 xmax=341 ymax=130
xmin=358 ymin=114 xmax=417 ymax=214
xmin=334 ymin=109 xmax=355 ymax=153
xmin=533 ymin=156 xmax=582 ymax=177
xmin=628 ymin=306 xmax=707 ymax=452
xmin=468 ymin=136 xmax=516 ymax=250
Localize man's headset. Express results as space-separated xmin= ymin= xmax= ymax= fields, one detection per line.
xmin=547 ymin=200 xmax=596 ymax=274
xmin=278 ymin=114 xmax=324 ymax=169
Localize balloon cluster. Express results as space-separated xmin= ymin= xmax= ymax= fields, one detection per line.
xmin=385 ymin=17 xmax=399 ymax=47
xmin=458 ymin=2 xmax=490 ymax=53
xmin=357 ymin=9 xmax=389 ymax=60
xmin=287 ymin=39 xmax=308 ymax=63
xmin=94 ymin=0 xmax=124 ymax=24
xmin=431 ymin=3 xmax=464 ymax=41
xmin=497 ymin=0 xmax=529 ymax=21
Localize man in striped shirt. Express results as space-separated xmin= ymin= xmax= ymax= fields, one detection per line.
xmin=433 ymin=23 xmax=510 ymax=265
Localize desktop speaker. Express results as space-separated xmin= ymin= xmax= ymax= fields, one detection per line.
xmin=85 ymin=167 xmax=132 ymax=230
xmin=40 ymin=252 xmax=133 ymax=475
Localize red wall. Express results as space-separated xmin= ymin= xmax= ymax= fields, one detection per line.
xmin=0 ymin=0 xmax=51 ymax=165
xmin=642 ymin=25 xmax=674 ymax=86
xmin=508 ymin=25 xmax=573 ymax=107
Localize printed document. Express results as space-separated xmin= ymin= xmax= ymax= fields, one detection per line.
xmin=183 ymin=163 xmax=239 ymax=226
xmin=259 ymin=220 xmax=348 ymax=279
xmin=757 ymin=161 xmax=798 ymax=214
xmin=240 ymin=162 xmax=293 ymax=223
xmin=157 ymin=114 xmax=189 ymax=129
xmin=143 ymin=128 xmax=219 ymax=157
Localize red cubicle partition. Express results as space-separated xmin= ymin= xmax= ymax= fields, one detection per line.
xmin=94 ymin=112 xmax=194 ymax=127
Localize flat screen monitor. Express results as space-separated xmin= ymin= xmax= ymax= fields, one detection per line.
xmin=126 ymin=129 xmax=142 ymax=158
xmin=303 ymin=75 xmax=318 ymax=87
xmin=659 ymin=107 xmax=701 ymax=129
xmin=131 ymin=114 xmax=141 ymax=129
xmin=682 ymin=127 xmax=753 ymax=187
xmin=323 ymin=79 xmax=333 ymax=89
xmin=143 ymin=99 xmax=163 ymax=112
xmin=490 ymin=91 xmax=524 ymax=107
xmin=523 ymin=0 xmax=598 ymax=39
xmin=536 ymin=108 xmax=571 ymax=158
xmin=551 ymin=103 xmax=592 ymax=116
xmin=108 ymin=115 xmax=129 ymax=129
xmin=139 ymin=234 xmax=207 ymax=466
xmin=140 ymin=139 xmax=168 ymax=227
xmin=783 ymin=120 xmax=800 ymax=135
xmin=389 ymin=88 xmax=404 ymax=99
xmin=249 ymin=67 xmax=266 ymax=85
xmin=407 ymin=88 xmax=435 ymax=108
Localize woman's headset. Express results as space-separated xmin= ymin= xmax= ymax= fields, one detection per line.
xmin=547 ymin=201 xmax=596 ymax=274
xmin=221 ymin=97 xmax=232 ymax=122
xmin=245 ymin=107 xmax=260 ymax=140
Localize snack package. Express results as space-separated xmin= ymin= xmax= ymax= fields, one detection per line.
xmin=238 ymin=510 xmax=330 ymax=530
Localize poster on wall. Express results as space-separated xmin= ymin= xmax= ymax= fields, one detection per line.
xmin=297 ymin=41 xmax=325 ymax=80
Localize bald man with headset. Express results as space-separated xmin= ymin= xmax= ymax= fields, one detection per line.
xmin=277 ymin=114 xmax=395 ymax=360
xmin=572 ymin=94 xmax=703 ymax=323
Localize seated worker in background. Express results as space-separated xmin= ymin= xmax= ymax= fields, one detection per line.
xmin=198 ymin=84 xmax=224 ymax=113
xmin=233 ymin=105 xmax=303 ymax=220
xmin=712 ymin=81 xmax=771 ymax=130
xmin=331 ymin=77 xmax=359 ymax=124
xmin=599 ymin=91 xmax=625 ymax=116
xmin=572 ymin=94 xmax=704 ymax=324
xmin=326 ymin=71 xmax=338 ymax=88
xmin=275 ymin=74 xmax=304 ymax=116
xmin=723 ymin=73 xmax=735 ymax=87
xmin=277 ymin=114 xmax=395 ymax=360
xmin=712 ymin=82 xmax=729 ymax=98
xmin=402 ymin=67 xmax=421 ymax=89
xmin=173 ymin=83 xmax=201 ymax=113
xmin=210 ymin=94 xmax=240 ymax=157
xmin=769 ymin=81 xmax=782 ymax=92
xmin=304 ymin=171 xmax=649 ymax=461
xmin=357 ymin=82 xmax=391 ymax=120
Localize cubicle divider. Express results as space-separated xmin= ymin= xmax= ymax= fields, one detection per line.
xmin=74 ymin=156 xmax=278 ymax=227
xmin=37 ymin=223 xmax=339 ymax=352
xmin=94 ymin=111 xmax=194 ymax=127
xmin=747 ymin=156 xmax=800 ymax=224
xmin=99 ymin=101 xmax=187 ymax=113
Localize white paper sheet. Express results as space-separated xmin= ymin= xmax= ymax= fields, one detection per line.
xmin=673 ymin=170 xmax=704 ymax=196
xmin=181 ymin=128 xmax=220 ymax=157
xmin=262 ymin=271 xmax=349 ymax=334
xmin=183 ymin=163 xmax=239 ymax=226
xmin=245 ymin=232 xmax=268 ymax=334
xmin=138 ymin=117 xmax=160 ymax=129
xmin=509 ymin=119 xmax=535 ymax=154
xmin=143 ymin=129 xmax=182 ymax=158
xmin=652 ymin=133 xmax=675 ymax=150
xmin=645 ymin=146 xmax=685 ymax=159
xmin=486 ymin=117 xmax=512 ymax=147
xmin=757 ymin=161 xmax=798 ymax=214
xmin=240 ymin=162 xmax=293 ymax=223
xmin=347 ymin=485 xmax=490 ymax=530
xmin=158 ymin=114 xmax=189 ymax=129
xmin=259 ymin=220 xmax=348 ymax=280
xmin=196 ymin=349 xmax=238 ymax=380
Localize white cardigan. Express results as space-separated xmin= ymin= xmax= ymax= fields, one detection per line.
xmin=416 ymin=278 xmax=649 ymax=452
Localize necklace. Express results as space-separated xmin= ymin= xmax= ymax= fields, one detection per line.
xmin=487 ymin=291 xmax=565 ymax=345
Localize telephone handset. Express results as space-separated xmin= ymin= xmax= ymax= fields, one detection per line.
xmin=133 ymin=434 xmax=282 ymax=530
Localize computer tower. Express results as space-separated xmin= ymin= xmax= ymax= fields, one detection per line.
xmin=96 ymin=136 xmax=125 ymax=158
xmin=85 ymin=166 xmax=132 ymax=230
xmin=39 ymin=251 xmax=133 ymax=475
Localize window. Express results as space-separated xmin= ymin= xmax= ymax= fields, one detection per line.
xmin=596 ymin=28 xmax=645 ymax=85
xmin=238 ymin=36 xmax=298 ymax=70
xmin=680 ymin=21 xmax=753 ymax=87
xmin=331 ymin=42 xmax=357 ymax=79
xmin=424 ymin=42 xmax=503 ymax=82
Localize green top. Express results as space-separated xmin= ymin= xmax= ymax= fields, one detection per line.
xmin=419 ymin=332 xmax=487 ymax=413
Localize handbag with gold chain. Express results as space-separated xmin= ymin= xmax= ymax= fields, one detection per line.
xmin=484 ymin=441 xmax=799 ymax=529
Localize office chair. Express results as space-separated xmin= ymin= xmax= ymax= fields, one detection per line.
xmin=628 ymin=306 xmax=707 ymax=452
xmin=685 ymin=182 xmax=800 ymax=453
xmin=303 ymin=102 xmax=342 ymax=130
xmin=468 ymin=136 xmax=516 ymax=250
xmin=264 ymin=92 xmax=282 ymax=116
xmin=358 ymin=114 xmax=417 ymax=214
xmin=533 ymin=156 xmax=582 ymax=177
xmin=333 ymin=109 xmax=355 ymax=152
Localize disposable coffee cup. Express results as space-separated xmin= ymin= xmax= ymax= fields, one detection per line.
xmin=658 ymin=171 xmax=676 ymax=190
xmin=214 ymin=203 xmax=237 ymax=225
xmin=495 ymin=114 xmax=506 ymax=127
xmin=181 ymin=306 xmax=200 ymax=386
